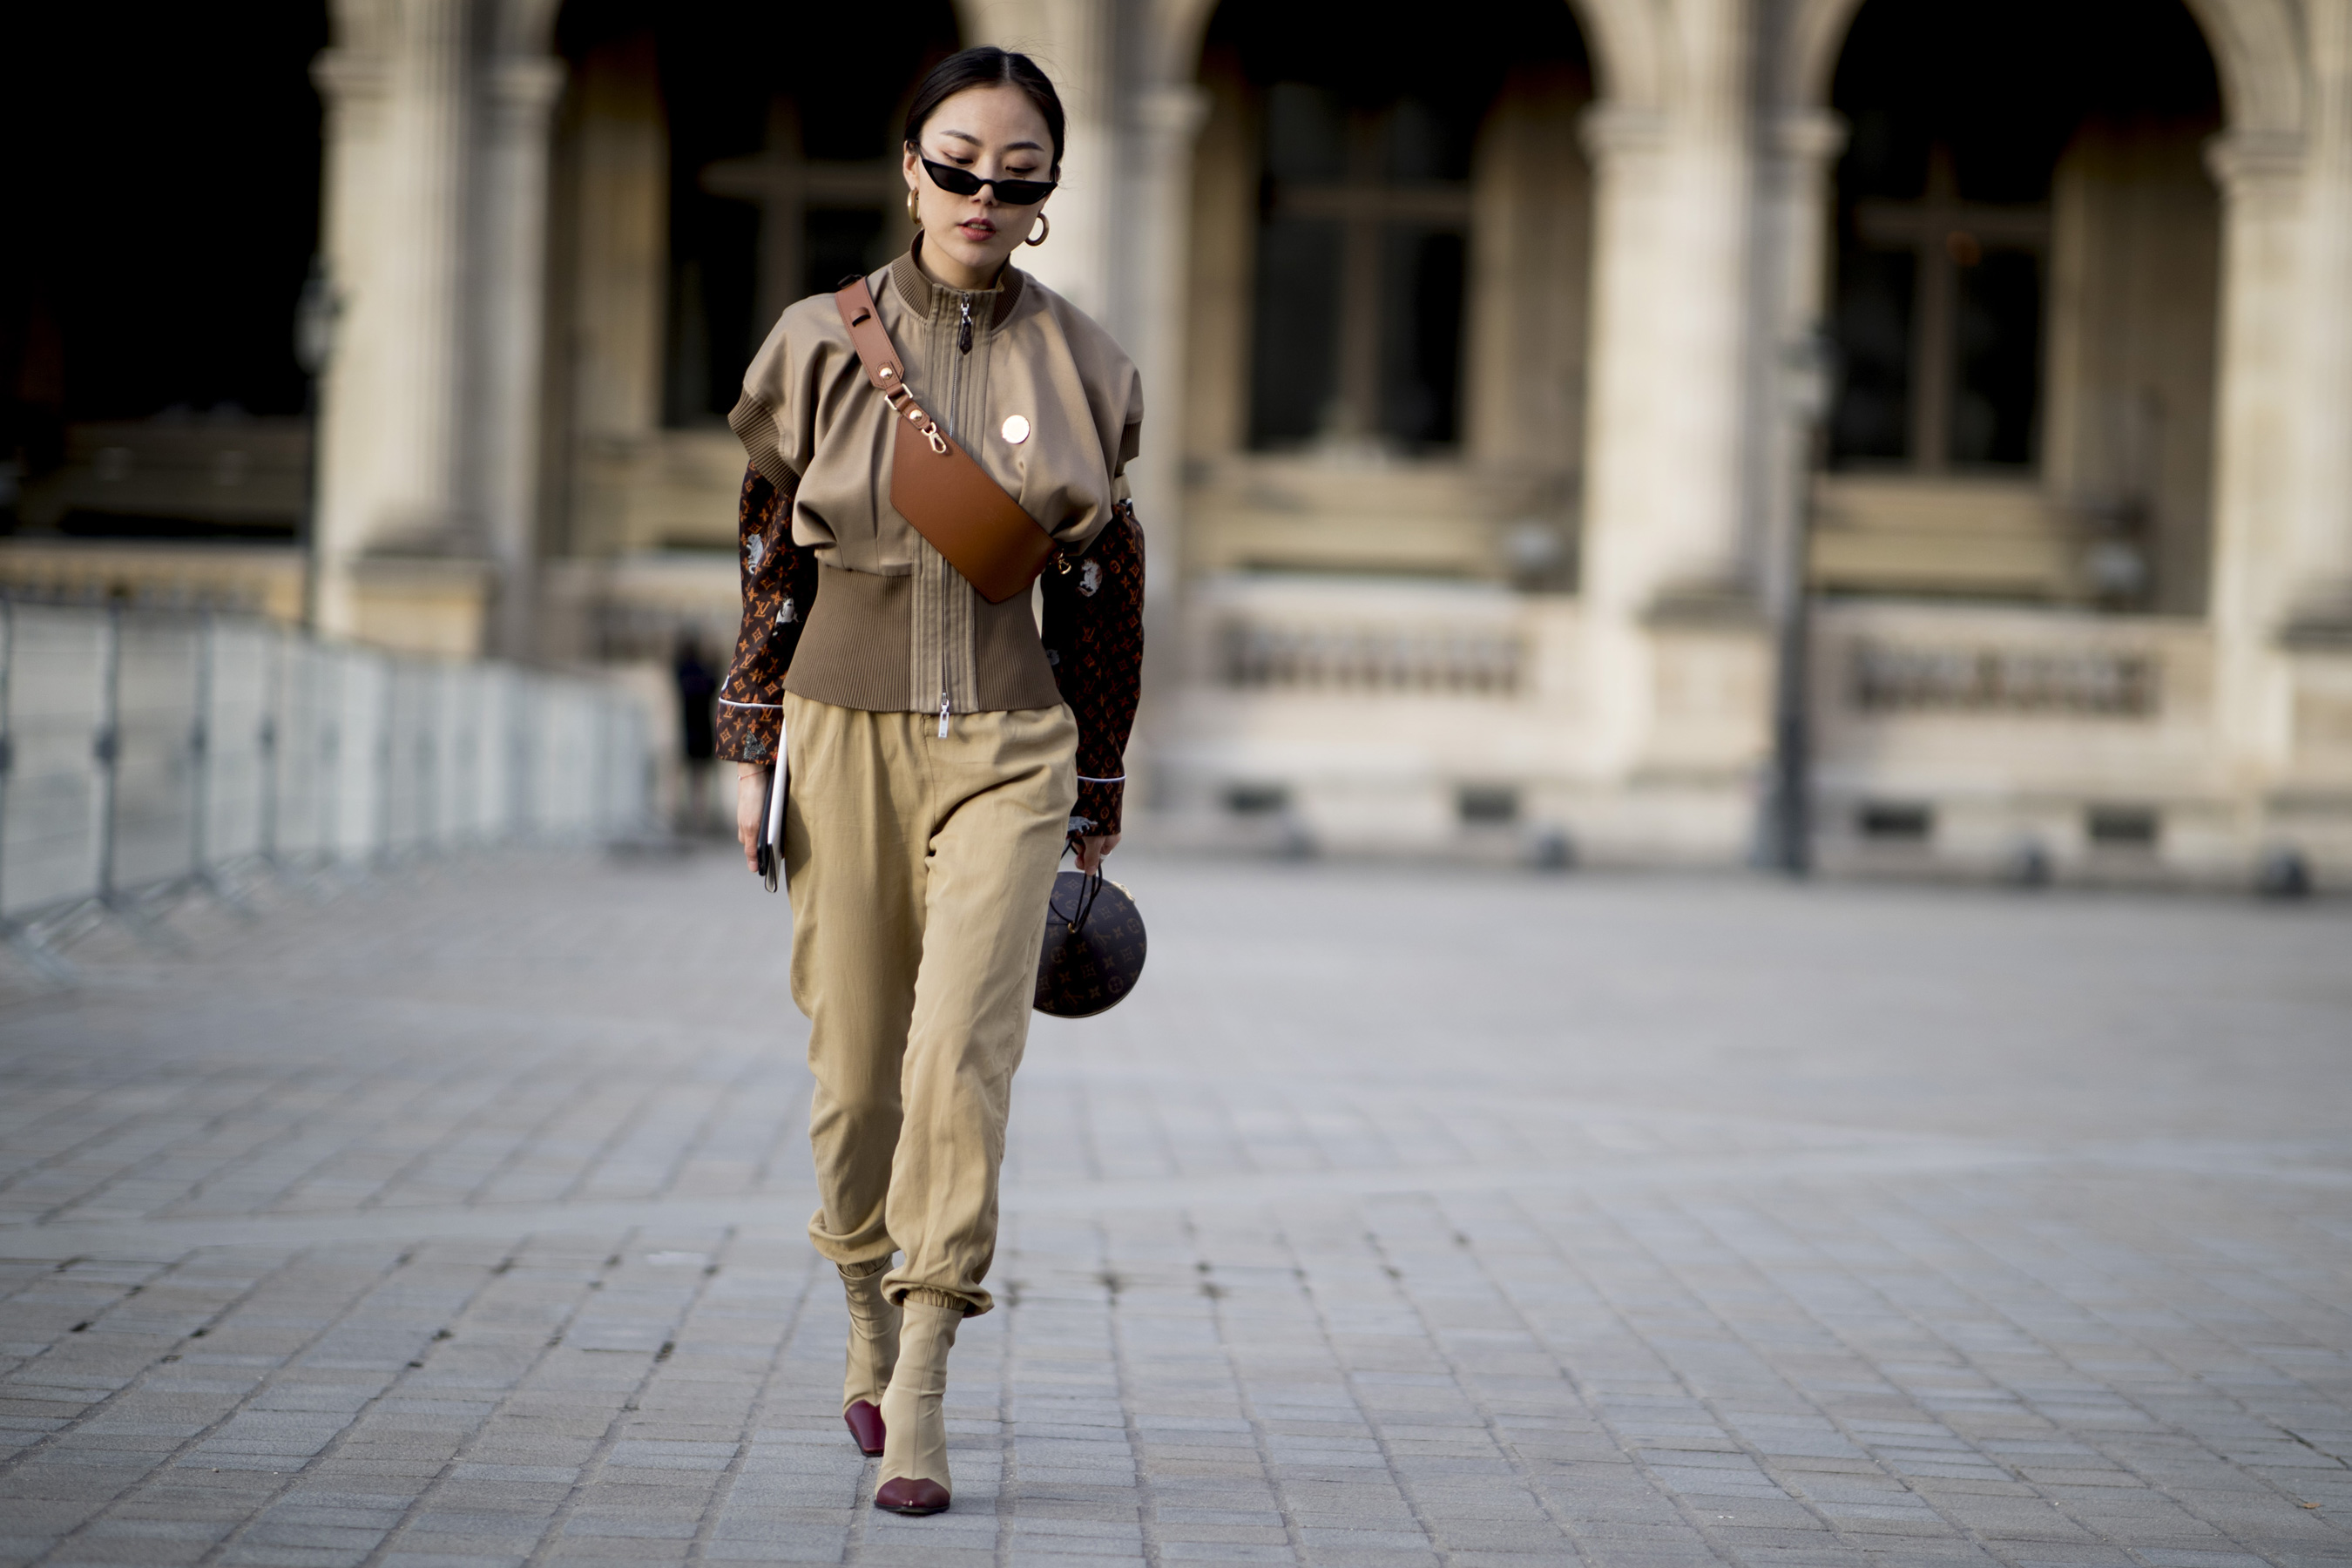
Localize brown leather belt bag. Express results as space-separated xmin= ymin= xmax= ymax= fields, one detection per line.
xmin=834 ymin=277 xmax=1056 ymax=604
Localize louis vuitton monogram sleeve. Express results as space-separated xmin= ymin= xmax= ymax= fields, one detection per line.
xmin=715 ymin=467 xmax=821 ymax=765
xmin=1040 ymin=498 xmax=1146 ymax=836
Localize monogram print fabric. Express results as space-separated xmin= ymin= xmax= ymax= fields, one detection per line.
xmin=715 ymin=469 xmax=820 ymax=764
xmin=1033 ymin=870 xmax=1149 ymax=1018
xmin=1041 ymin=499 xmax=1146 ymax=836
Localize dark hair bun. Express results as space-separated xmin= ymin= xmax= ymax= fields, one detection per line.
xmin=903 ymin=47 xmax=1066 ymax=172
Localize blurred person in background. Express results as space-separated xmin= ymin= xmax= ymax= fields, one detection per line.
xmin=713 ymin=46 xmax=1145 ymax=1517
xmin=672 ymin=632 xmax=720 ymax=833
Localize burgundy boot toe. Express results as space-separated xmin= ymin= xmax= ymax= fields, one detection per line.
xmin=842 ymin=1401 xmax=885 ymax=1457
xmin=873 ymin=1477 xmax=950 ymax=1515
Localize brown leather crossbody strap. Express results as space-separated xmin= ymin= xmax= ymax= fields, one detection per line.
xmin=834 ymin=277 xmax=1056 ymax=604
xmin=835 ymin=278 xmax=929 ymax=440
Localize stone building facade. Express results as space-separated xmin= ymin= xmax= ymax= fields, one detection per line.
xmin=32 ymin=0 xmax=2352 ymax=885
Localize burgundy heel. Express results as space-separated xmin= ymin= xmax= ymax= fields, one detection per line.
xmin=874 ymin=1476 xmax=950 ymax=1515
xmin=843 ymin=1400 xmax=885 ymax=1457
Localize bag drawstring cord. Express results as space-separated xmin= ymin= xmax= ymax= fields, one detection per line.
xmin=1056 ymin=836 xmax=1105 ymax=933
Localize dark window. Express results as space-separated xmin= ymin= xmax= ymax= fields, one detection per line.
xmin=1952 ymin=250 xmax=2042 ymax=465
xmin=1457 ymin=784 xmax=1520 ymax=825
xmin=1247 ymin=217 xmax=1344 ymax=445
xmin=1859 ymin=802 xmax=1934 ymax=841
xmin=1830 ymin=249 xmax=1916 ymax=463
xmin=1224 ymin=783 xmax=1291 ymax=815
xmin=1209 ymin=0 xmax=1586 ymax=456
xmin=2086 ymin=805 xmax=2159 ymax=848
xmin=1246 ymin=91 xmax=1474 ymax=452
xmin=1826 ymin=0 xmax=2220 ymax=474
xmin=1384 ymin=228 xmax=1467 ymax=445
xmin=1841 ymin=144 xmax=2048 ymax=473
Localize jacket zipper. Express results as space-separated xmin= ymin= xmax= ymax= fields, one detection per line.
xmin=938 ymin=291 xmax=979 ymax=738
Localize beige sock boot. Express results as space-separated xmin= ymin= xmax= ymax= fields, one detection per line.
xmin=873 ymin=1295 xmax=960 ymax=1513
xmin=840 ymin=1260 xmax=899 ymax=1456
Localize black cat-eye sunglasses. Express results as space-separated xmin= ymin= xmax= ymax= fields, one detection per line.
xmin=920 ymin=156 xmax=1057 ymax=208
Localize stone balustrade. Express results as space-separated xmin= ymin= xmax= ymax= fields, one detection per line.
xmin=0 ymin=601 xmax=648 ymax=978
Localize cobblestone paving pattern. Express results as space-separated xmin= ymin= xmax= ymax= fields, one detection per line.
xmin=1 ymin=849 xmax=2348 ymax=1567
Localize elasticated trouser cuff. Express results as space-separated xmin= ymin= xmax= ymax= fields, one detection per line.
xmin=898 ymin=1285 xmax=980 ymax=1316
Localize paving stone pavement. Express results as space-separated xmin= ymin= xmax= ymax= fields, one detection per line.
xmin=1 ymin=848 xmax=2349 ymax=1568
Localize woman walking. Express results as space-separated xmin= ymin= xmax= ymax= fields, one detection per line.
xmin=714 ymin=47 xmax=1145 ymax=1517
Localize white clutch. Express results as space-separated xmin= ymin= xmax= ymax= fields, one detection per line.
xmin=757 ymin=725 xmax=788 ymax=893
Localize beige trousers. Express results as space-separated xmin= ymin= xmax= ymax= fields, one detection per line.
xmin=782 ymin=692 xmax=1076 ymax=1315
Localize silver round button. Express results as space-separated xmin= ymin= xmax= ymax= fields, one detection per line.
xmin=1001 ymin=414 xmax=1031 ymax=445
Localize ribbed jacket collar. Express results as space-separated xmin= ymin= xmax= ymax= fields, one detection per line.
xmin=890 ymin=236 xmax=1026 ymax=328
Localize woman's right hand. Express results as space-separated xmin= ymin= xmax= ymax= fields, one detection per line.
xmin=736 ymin=764 xmax=770 ymax=874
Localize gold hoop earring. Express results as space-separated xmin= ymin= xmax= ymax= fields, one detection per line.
xmin=1024 ymin=212 xmax=1051 ymax=247
xmin=906 ymin=187 xmax=920 ymax=224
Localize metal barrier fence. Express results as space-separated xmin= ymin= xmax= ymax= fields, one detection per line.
xmin=0 ymin=600 xmax=648 ymax=974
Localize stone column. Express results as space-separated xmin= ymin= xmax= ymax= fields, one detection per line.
xmin=308 ymin=44 xmax=389 ymax=640
xmin=2288 ymin=0 xmax=2352 ymax=632
xmin=1581 ymin=8 xmax=1754 ymax=617
xmin=1125 ymin=83 xmax=1207 ymax=686
xmin=958 ymin=0 xmax=1120 ymax=320
xmin=1577 ymin=102 xmax=1673 ymax=619
xmin=374 ymin=0 xmax=475 ymax=551
xmin=565 ymin=37 xmax=669 ymax=449
xmin=1577 ymin=105 xmax=1674 ymax=776
xmin=1567 ymin=0 xmax=1771 ymax=854
xmin=1575 ymin=1 xmax=1759 ymax=781
xmin=477 ymin=53 xmax=565 ymax=659
xmin=2204 ymin=129 xmax=2307 ymax=770
xmin=314 ymin=0 xmax=491 ymax=655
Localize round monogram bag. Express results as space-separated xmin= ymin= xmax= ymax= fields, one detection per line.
xmin=1034 ymin=868 xmax=1147 ymax=1017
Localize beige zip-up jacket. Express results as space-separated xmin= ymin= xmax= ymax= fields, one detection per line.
xmin=727 ymin=243 xmax=1143 ymax=720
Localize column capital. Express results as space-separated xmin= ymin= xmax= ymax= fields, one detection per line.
xmin=311 ymin=47 xmax=388 ymax=108
xmin=2205 ymin=127 xmax=2305 ymax=197
xmin=485 ymin=54 xmax=566 ymax=128
xmin=1578 ymin=102 xmax=1670 ymax=163
xmin=1767 ymin=107 xmax=1847 ymax=163
xmin=1133 ymin=83 xmax=1209 ymax=144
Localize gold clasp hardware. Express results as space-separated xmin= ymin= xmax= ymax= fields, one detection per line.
xmin=925 ymin=428 xmax=949 ymax=455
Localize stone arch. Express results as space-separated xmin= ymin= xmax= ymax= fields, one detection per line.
xmin=1791 ymin=0 xmax=2263 ymax=618
xmin=1177 ymin=0 xmax=1609 ymax=577
xmin=1154 ymin=0 xmax=1657 ymax=107
xmin=1783 ymin=0 xmax=2301 ymax=133
xmin=509 ymin=0 xmax=1662 ymax=117
xmin=504 ymin=0 xmax=565 ymax=56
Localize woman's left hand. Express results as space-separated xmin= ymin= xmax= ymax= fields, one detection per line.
xmin=1073 ymin=833 xmax=1120 ymax=874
